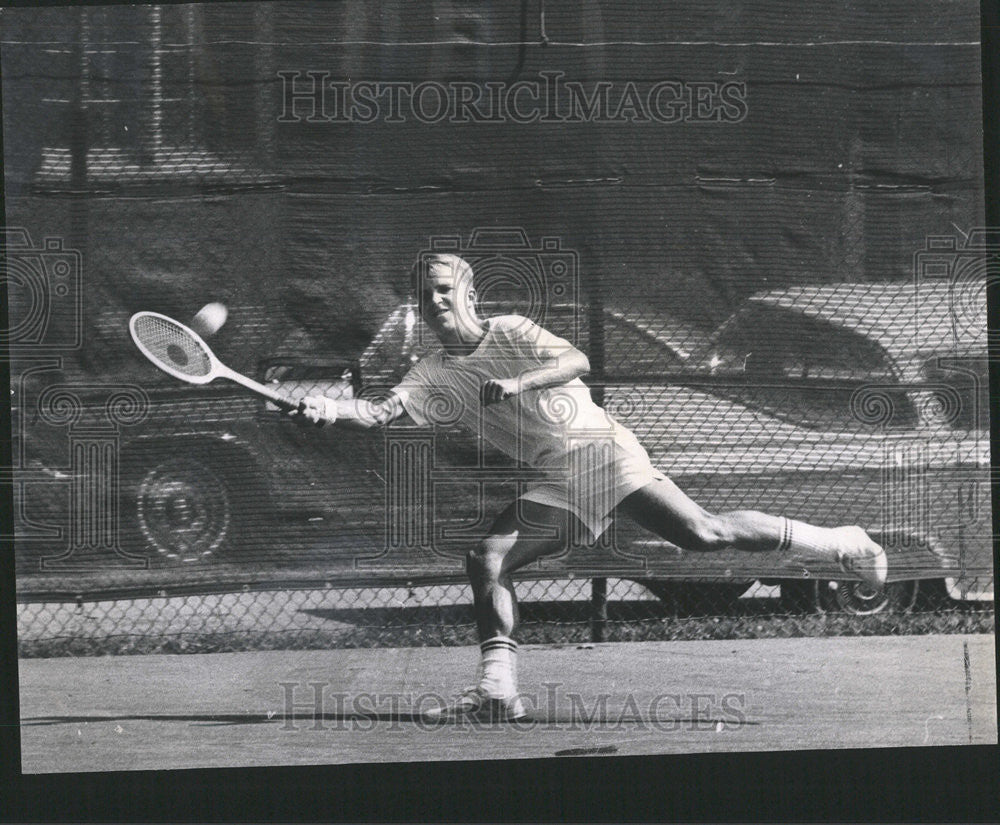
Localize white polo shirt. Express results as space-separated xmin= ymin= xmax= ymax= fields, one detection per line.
xmin=393 ymin=315 xmax=663 ymax=539
xmin=395 ymin=315 xmax=630 ymax=463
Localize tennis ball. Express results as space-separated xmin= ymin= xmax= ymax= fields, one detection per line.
xmin=191 ymin=302 xmax=228 ymax=337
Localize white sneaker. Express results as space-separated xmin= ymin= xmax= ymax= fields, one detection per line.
xmin=421 ymin=685 xmax=528 ymax=722
xmin=835 ymin=527 xmax=888 ymax=589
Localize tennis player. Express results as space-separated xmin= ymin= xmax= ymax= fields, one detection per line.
xmin=294 ymin=253 xmax=887 ymax=720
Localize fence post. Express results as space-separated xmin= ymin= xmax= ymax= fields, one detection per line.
xmin=587 ymin=265 xmax=605 ymax=407
xmin=587 ymin=261 xmax=609 ymax=646
xmin=590 ymin=577 xmax=607 ymax=643
xmin=69 ymin=8 xmax=89 ymax=262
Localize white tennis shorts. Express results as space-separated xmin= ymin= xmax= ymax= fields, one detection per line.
xmin=519 ymin=430 xmax=665 ymax=542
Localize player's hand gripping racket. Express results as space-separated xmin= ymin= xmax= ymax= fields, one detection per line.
xmin=129 ymin=311 xmax=305 ymax=414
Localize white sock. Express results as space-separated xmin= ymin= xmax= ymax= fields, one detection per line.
xmin=478 ymin=635 xmax=518 ymax=699
xmin=776 ymin=517 xmax=845 ymax=563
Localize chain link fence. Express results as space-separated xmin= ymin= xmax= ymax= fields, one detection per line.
xmin=13 ymin=280 xmax=994 ymax=657
xmin=17 ymin=578 xmax=995 ymax=657
xmin=5 ymin=4 xmax=994 ymax=656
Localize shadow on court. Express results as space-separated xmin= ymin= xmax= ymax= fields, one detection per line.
xmin=18 ymin=635 xmax=997 ymax=773
xmin=297 ymin=598 xmax=808 ymax=625
xmin=22 ymin=711 xmax=762 ymax=728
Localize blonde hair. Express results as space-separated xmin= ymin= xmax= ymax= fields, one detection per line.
xmin=410 ymin=253 xmax=476 ymax=294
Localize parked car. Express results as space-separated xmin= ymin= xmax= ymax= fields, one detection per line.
xmin=615 ymin=282 xmax=991 ymax=613
xmin=337 ymin=284 xmax=991 ymax=614
xmin=279 ymin=285 xmax=990 ymax=614
xmin=13 ymin=284 xmax=992 ymax=616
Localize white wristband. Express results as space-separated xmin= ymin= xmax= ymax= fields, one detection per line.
xmin=319 ymin=396 xmax=339 ymax=424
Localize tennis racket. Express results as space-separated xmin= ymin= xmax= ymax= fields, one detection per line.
xmin=129 ymin=311 xmax=305 ymax=413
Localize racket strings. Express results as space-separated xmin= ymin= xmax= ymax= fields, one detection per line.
xmin=133 ymin=314 xmax=213 ymax=378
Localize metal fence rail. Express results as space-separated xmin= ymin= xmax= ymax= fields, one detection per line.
xmin=16 ymin=577 xmax=995 ymax=657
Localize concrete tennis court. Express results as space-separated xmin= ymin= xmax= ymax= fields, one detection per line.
xmin=18 ymin=634 xmax=996 ymax=773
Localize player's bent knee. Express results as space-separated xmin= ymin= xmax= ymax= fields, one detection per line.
xmin=466 ymin=538 xmax=510 ymax=581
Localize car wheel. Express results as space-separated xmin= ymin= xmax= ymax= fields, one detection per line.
xmin=819 ymin=578 xmax=919 ymax=615
xmin=120 ymin=446 xmax=260 ymax=563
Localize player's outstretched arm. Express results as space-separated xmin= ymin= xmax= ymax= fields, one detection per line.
xmin=293 ymin=393 xmax=407 ymax=431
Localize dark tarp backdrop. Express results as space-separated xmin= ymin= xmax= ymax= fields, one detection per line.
xmin=2 ymin=1 xmax=991 ymax=651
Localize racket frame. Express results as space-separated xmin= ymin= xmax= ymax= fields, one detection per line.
xmin=129 ymin=311 xmax=305 ymax=413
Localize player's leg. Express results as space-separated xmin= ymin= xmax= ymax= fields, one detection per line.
xmin=616 ymin=476 xmax=886 ymax=586
xmin=466 ymin=498 xmax=574 ymax=639
xmin=427 ymin=498 xmax=580 ymax=721
xmin=468 ymin=498 xmax=580 ymax=695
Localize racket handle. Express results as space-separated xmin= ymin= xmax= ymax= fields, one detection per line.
xmin=271 ymin=396 xmax=308 ymax=414
xmin=219 ymin=367 xmax=306 ymax=412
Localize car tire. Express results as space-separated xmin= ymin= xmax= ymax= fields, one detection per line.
xmin=818 ymin=578 xmax=919 ymax=615
xmin=119 ymin=443 xmax=264 ymax=563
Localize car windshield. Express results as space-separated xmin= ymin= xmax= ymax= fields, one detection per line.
xmin=694 ymin=305 xmax=898 ymax=383
xmin=685 ymin=304 xmax=918 ymax=431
